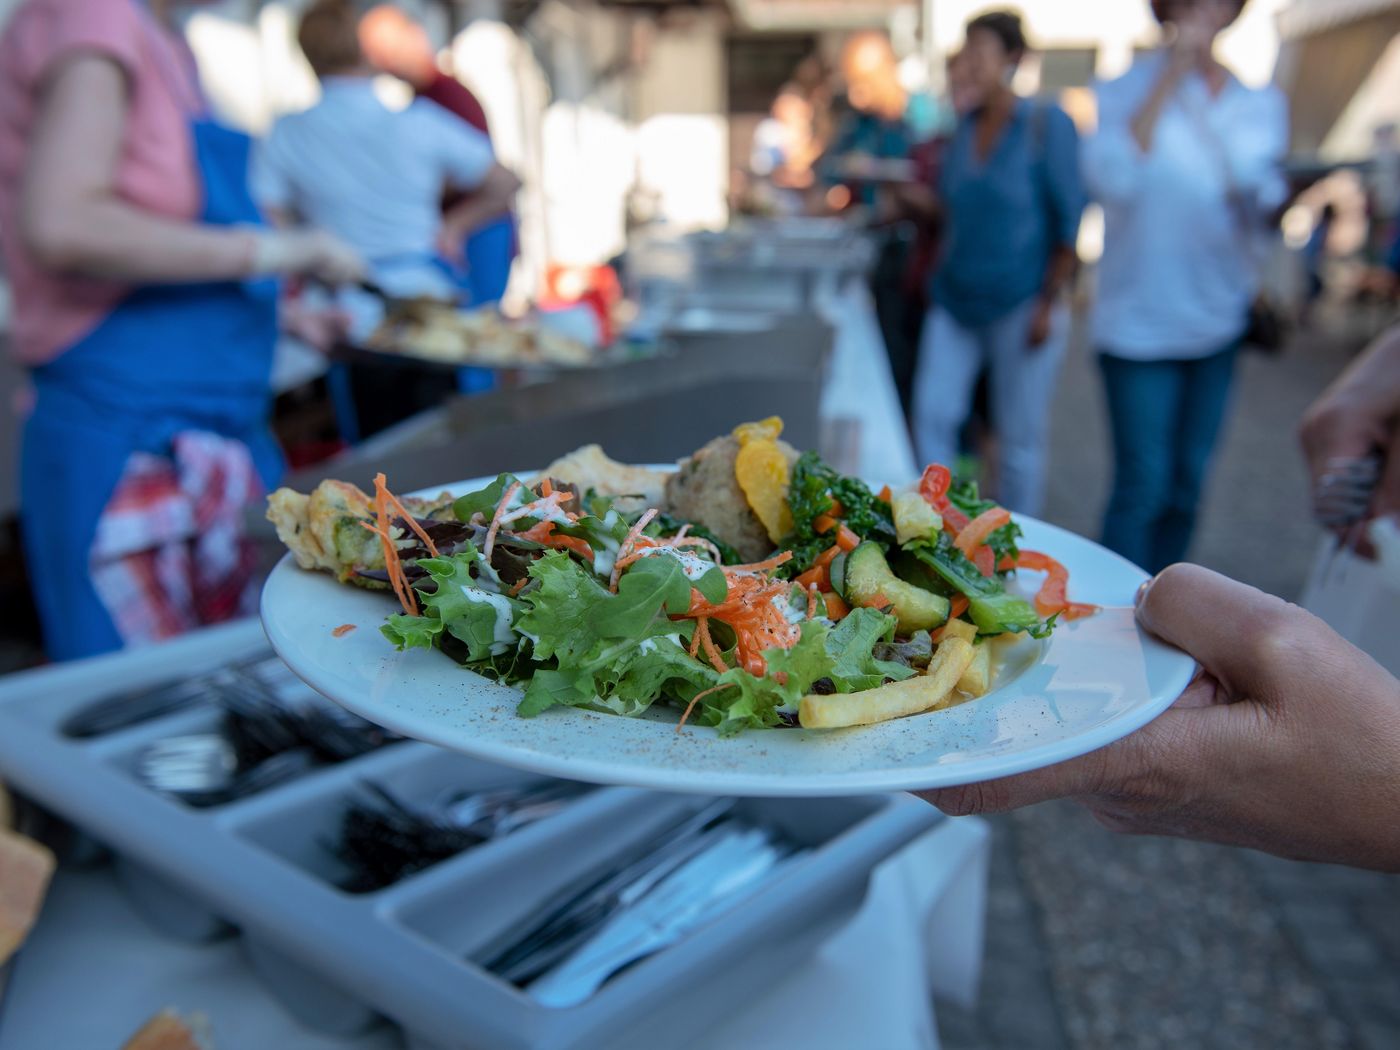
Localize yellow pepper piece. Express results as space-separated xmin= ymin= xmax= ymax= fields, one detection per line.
xmin=733 ymin=417 xmax=784 ymax=446
xmin=735 ymin=438 xmax=793 ymax=542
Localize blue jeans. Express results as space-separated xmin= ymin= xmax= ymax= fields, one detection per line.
xmin=1098 ymin=345 xmax=1238 ymax=574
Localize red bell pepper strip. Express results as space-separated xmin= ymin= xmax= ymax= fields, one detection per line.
xmin=1013 ymin=551 xmax=1097 ymax=620
xmin=955 ymin=507 xmax=1012 ymax=559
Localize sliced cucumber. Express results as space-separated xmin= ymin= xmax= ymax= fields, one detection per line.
xmin=843 ymin=542 xmax=950 ymax=633
xmin=828 ymin=551 xmax=848 ymax=597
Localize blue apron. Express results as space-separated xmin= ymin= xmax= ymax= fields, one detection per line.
xmin=20 ymin=112 xmax=281 ymax=661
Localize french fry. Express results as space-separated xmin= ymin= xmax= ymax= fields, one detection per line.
xmin=940 ymin=618 xmax=977 ymax=644
xmin=956 ymin=643 xmax=992 ymax=697
xmin=799 ymin=637 xmax=975 ymax=729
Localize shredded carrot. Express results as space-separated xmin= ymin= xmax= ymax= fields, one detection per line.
xmin=794 ymin=565 xmax=826 ymax=591
xmin=813 ymin=514 xmax=839 ymax=535
xmin=806 ymin=583 xmax=819 ymax=620
xmin=515 ymin=520 xmax=593 ymax=560
xmin=835 ymin=525 xmax=861 ymax=552
xmin=676 ymin=682 xmax=731 ymax=733
xmin=610 ymin=509 xmax=658 ymax=590
xmin=689 ymin=622 xmax=703 ymax=657
xmin=879 ymin=485 xmax=893 ymax=502
xmin=695 ymin=617 xmax=728 ymax=674
xmin=359 ymin=520 xmax=417 ymax=615
xmin=361 ymin=476 xmax=419 ymax=616
xmin=374 ymin=473 xmax=439 ymax=558
xmin=509 ymin=578 xmax=529 ymax=597
xmin=540 ymin=478 xmax=553 ymax=497
xmin=672 ymin=535 xmax=725 ymax=563
xmin=726 ymin=550 xmax=793 ymax=574
xmin=332 ymin=623 xmax=356 ymax=637
xmin=484 ymin=481 xmax=522 ymax=561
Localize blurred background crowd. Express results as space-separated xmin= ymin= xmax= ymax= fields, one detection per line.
xmin=1 ymin=0 xmax=1400 ymax=1045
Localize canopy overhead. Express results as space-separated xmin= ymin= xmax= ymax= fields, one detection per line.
xmin=1275 ymin=0 xmax=1400 ymax=156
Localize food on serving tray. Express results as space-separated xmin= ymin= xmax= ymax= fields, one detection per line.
xmin=266 ymin=419 xmax=1096 ymax=734
xmin=367 ymin=304 xmax=594 ymax=367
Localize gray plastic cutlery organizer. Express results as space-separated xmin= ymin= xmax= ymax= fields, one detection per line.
xmin=0 ymin=620 xmax=940 ymax=1050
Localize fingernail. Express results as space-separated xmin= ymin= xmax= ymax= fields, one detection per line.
xmin=1134 ymin=577 xmax=1154 ymax=609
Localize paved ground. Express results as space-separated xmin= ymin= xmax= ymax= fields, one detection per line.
xmin=934 ymin=310 xmax=1400 ymax=1050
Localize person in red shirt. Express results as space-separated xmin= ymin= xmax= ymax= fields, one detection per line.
xmin=358 ymin=5 xmax=515 ymax=310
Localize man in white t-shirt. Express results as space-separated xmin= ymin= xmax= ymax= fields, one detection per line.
xmin=251 ymin=0 xmax=520 ymax=301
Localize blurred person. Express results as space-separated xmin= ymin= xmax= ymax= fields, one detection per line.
xmin=252 ymin=0 xmax=520 ymax=306
xmin=1300 ymin=202 xmax=1336 ymax=327
xmin=750 ymin=84 xmax=820 ymax=216
xmin=823 ymin=32 xmax=914 ymax=205
xmin=358 ymin=3 xmax=516 ymax=308
xmin=0 ymin=0 xmax=365 ymax=661
xmin=822 ymin=32 xmax=919 ymax=417
xmin=1367 ymin=123 xmax=1400 ymax=265
xmin=919 ymin=328 xmax=1400 ymax=872
xmin=1087 ymin=0 xmax=1287 ymax=574
xmin=888 ymin=49 xmax=974 ymax=419
xmin=911 ymin=10 xmax=1085 ymax=517
xmin=1299 ymin=323 xmax=1400 ymax=559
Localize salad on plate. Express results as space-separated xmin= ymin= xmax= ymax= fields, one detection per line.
xmin=267 ymin=419 xmax=1094 ymax=735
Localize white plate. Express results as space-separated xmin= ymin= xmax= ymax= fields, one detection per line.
xmin=261 ymin=476 xmax=1196 ymax=797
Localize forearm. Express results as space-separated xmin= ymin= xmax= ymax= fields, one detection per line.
xmin=23 ymin=195 xmax=255 ymax=282
xmin=1040 ymin=245 xmax=1077 ymax=304
xmin=1130 ymin=60 xmax=1184 ymax=154
xmin=444 ymin=193 xmax=511 ymax=239
xmin=1325 ymin=326 xmax=1400 ymax=419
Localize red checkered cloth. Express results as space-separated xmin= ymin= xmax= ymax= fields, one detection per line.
xmin=90 ymin=431 xmax=264 ymax=646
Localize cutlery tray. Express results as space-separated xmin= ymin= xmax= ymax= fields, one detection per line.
xmin=0 ymin=619 xmax=940 ymax=1050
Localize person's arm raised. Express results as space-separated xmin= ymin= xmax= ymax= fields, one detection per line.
xmin=21 ymin=54 xmax=364 ymax=285
xmin=917 ymin=564 xmax=1400 ymax=872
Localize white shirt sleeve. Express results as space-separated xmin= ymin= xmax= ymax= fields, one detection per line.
xmin=415 ymin=101 xmax=496 ymax=191
xmin=1223 ymin=86 xmax=1289 ymax=213
xmin=1083 ymin=70 xmax=1147 ymax=205
xmin=249 ymin=124 xmax=294 ymax=213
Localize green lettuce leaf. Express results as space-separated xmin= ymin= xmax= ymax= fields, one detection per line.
xmin=380 ymin=551 xmax=524 ymax=662
xmin=824 ymin=607 xmax=918 ymax=691
xmin=452 ymin=473 xmax=524 ymax=522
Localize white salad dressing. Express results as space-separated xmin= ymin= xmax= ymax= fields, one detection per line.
xmin=459 ymin=586 xmax=518 ymax=654
xmin=628 ymin=545 xmax=716 ymax=581
xmin=637 ymin=632 xmax=684 ymax=655
xmin=591 ymin=510 xmax=624 ymax=578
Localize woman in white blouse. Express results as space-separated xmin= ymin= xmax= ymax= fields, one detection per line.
xmin=1086 ymin=0 xmax=1287 ymax=572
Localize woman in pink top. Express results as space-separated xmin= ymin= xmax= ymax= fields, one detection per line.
xmin=0 ymin=0 xmax=364 ymax=660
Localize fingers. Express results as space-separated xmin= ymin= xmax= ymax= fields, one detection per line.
xmin=1133 ymin=564 xmax=1305 ymax=701
xmin=916 ymin=675 xmax=1220 ymax=815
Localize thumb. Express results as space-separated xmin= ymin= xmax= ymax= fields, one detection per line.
xmin=1133 ymin=563 xmax=1303 ymax=703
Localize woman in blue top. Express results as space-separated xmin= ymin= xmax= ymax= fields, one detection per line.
xmin=911 ymin=10 xmax=1084 ymax=516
